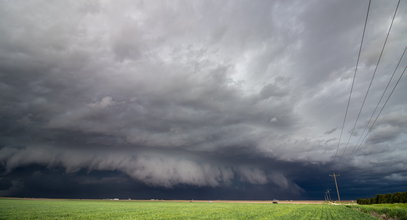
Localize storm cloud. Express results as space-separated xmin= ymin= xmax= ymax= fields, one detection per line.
xmin=0 ymin=0 xmax=407 ymax=199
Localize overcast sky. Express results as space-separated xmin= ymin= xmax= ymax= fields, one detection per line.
xmin=0 ymin=0 xmax=406 ymax=200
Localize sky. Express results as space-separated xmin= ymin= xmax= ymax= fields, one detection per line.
xmin=0 ymin=0 xmax=406 ymax=200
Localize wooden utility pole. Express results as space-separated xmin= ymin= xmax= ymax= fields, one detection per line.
xmin=327 ymin=189 xmax=331 ymax=201
xmin=325 ymin=189 xmax=331 ymax=201
xmin=329 ymin=173 xmax=341 ymax=201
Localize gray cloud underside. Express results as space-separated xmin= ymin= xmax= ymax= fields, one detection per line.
xmin=0 ymin=0 xmax=407 ymax=194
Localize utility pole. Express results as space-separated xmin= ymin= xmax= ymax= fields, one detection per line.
xmin=327 ymin=189 xmax=331 ymax=201
xmin=329 ymin=173 xmax=341 ymax=201
xmin=325 ymin=189 xmax=331 ymax=201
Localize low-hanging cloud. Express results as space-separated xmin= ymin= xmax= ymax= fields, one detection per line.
xmin=0 ymin=145 xmax=303 ymax=191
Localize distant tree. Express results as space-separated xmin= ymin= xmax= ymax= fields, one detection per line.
xmin=402 ymin=192 xmax=407 ymax=203
xmin=356 ymin=191 xmax=407 ymax=204
xmin=392 ymin=192 xmax=400 ymax=203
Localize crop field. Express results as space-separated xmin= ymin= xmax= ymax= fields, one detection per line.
xmin=349 ymin=203 xmax=407 ymax=220
xmin=0 ymin=198 xmax=382 ymax=220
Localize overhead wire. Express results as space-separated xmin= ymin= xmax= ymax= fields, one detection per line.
xmin=341 ymin=0 xmax=401 ymax=156
xmin=354 ymin=54 xmax=407 ymax=153
xmin=333 ymin=0 xmax=371 ymax=160
xmin=352 ymin=47 xmax=407 ymax=154
xmin=327 ymin=0 xmax=404 ymax=199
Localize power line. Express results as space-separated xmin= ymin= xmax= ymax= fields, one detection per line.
xmin=354 ymin=63 xmax=407 ymax=153
xmin=333 ymin=0 xmax=371 ymax=160
xmin=341 ymin=0 xmax=401 ymax=156
xmin=351 ymin=47 xmax=407 ymax=154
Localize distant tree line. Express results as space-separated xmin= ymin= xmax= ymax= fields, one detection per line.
xmin=357 ymin=191 xmax=407 ymax=204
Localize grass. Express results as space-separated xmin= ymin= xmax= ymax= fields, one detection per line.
xmin=0 ymin=198 xmax=378 ymax=220
xmin=348 ymin=203 xmax=407 ymax=220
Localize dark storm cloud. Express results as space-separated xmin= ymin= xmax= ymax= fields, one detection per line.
xmin=0 ymin=0 xmax=407 ymax=199
xmin=366 ymin=110 xmax=407 ymax=144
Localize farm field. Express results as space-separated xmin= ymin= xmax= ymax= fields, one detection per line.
xmin=349 ymin=203 xmax=407 ymax=220
xmin=0 ymin=198 xmax=379 ymax=220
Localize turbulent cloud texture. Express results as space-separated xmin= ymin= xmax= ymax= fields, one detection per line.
xmin=0 ymin=0 xmax=406 ymax=199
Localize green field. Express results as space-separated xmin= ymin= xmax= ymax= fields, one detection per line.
xmin=349 ymin=203 xmax=407 ymax=220
xmin=0 ymin=198 xmax=385 ymax=219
